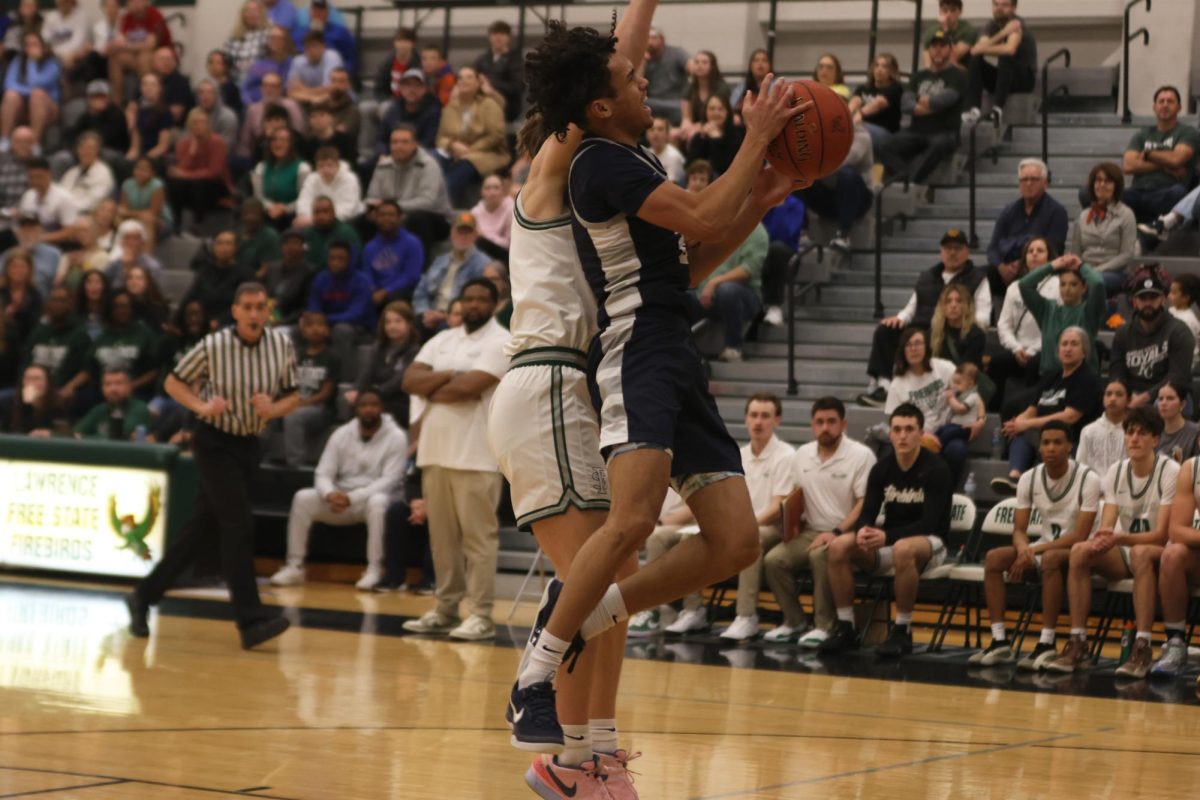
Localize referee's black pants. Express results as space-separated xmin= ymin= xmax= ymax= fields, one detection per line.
xmin=136 ymin=424 xmax=275 ymax=628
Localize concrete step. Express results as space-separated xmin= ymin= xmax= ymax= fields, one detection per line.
xmin=754 ymin=321 xmax=877 ymax=344
xmin=974 ymin=154 xmax=1100 ymax=176
xmin=929 ymin=186 xmax=1082 ymax=207
xmin=711 ymin=359 xmax=867 ymax=385
xmin=743 ymin=341 xmax=872 ymax=361
xmin=898 ymin=218 xmax=996 ymax=239
xmin=787 ymin=304 xmax=888 ymax=323
xmin=806 ymin=285 xmax=911 ymax=308
xmin=934 ymin=171 xmax=1088 ymax=189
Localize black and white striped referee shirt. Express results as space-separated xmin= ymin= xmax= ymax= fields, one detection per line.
xmin=172 ymin=327 xmax=298 ymax=436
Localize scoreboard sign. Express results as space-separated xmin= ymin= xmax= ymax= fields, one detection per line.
xmin=0 ymin=459 xmax=167 ymax=578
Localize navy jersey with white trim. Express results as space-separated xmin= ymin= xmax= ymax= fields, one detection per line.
xmin=569 ymin=137 xmax=691 ymax=332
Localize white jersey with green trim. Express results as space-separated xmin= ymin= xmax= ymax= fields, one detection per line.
xmin=1102 ymin=455 xmax=1179 ymax=535
xmin=1016 ymin=460 xmax=1102 ymax=543
xmin=503 ymin=191 xmax=598 ymax=356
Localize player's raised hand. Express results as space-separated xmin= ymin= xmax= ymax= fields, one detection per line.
xmin=741 ymin=73 xmax=813 ymax=145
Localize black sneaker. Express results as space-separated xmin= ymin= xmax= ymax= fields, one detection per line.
xmin=856 ymin=387 xmax=887 ymax=408
xmin=818 ymin=621 xmax=859 ymax=653
xmin=990 ymin=476 xmax=1019 ymax=498
xmin=507 ymin=679 xmax=563 ymax=751
xmin=239 ymin=616 xmax=290 ymax=650
xmin=125 ymin=592 xmax=149 ymax=638
xmin=875 ymin=624 xmax=913 ymax=658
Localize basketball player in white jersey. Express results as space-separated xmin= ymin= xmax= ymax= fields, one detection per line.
xmin=969 ymin=421 xmax=1101 ymax=670
xmin=1050 ymin=408 xmax=1177 ymax=674
xmin=1147 ymin=445 xmax=1200 ymax=677
xmin=486 ymin=3 xmax=657 ymax=796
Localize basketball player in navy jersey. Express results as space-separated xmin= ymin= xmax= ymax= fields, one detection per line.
xmin=509 ymin=21 xmax=807 ymax=747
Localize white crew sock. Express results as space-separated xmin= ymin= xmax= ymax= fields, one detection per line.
xmin=1039 ymin=628 xmax=1056 ymax=645
xmin=1070 ymin=628 xmax=1086 ymax=639
xmin=559 ymin=724 xmax=592 ymax=768
xmin=895 ymin=611 xmax=912 ymax=628
xmin=518 ymin=630 xmax=570 ymax=689
xmin=990 ymin=622 xmax=1007 ymax=642
xmin=836 ymin=606 xmax=854 ymax=623
xmin=877 ymin=377 xmax=891 ymax=392
xmin=1136 ymin=631 xmax=1152 ymax=642
xmin=579 ymin=584 xmax=629 ymax=641
xmin=590 ymin=718 xmax=619 ymax=756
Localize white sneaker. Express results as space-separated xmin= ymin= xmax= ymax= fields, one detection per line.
xmin=763 ymin=624 xmax=802 ymax=643
xmin=763 ymin=306 xmax=784 ymax=326
xmin=401 ymin=610 xmax=459 ymax=634
xmin=627 ymin=608 xmax=662 ymax=638
xmin=664 ymin=607 xmax=709 ymax=635
xmin=961 ymin=107 xmax=982 ymax=125
xmin=829 ymin=235 xmax=851 ymax=253
xmin=717 ymin=347 xmax=743 ymax=363
xmin=448 ymin=614 xmax=495 ymax=641
xmin=269 ymin=564 xmax=305 ymax=586
xmin=720 ymin=615 xmax=760 ymax=641
xmin=355 ymin=567 xmax=385 ymax=591
xmin=798 ymin=628 xmax=829 ymax=649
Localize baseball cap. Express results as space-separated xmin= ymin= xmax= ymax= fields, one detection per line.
xmin=311 ymin=0 xmax=329 ymax=7
xmin=281 ymin=230 xmax=306 ymax=244
xmin=1129 ymin=264 xmax=1168 ymax=296
xmin=452 ymin=212 xmax=477 ymax=231
xmin=86 ymin=79 xmax=110 ymax=96
xmin=400 ymin=68 xmax=425 ymax=83
xmin=928 ymin=29 xmax=951 ymax=44
xmin=940 ymin=228 xmax=968 ymax=246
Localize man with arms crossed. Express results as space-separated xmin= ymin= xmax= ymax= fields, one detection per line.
xmin=509 ymin=17 xmax=804 ymax=750
xmin=969 ymin=421 xmax=1101 ymax=669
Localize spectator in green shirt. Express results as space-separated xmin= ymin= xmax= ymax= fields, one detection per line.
xmin=74 ymin=366 xmax=152 ymax=440
xmin=90 ymin=290 xmax=160 ymax=400
xmin=922 ymin=0 xmax=979 ymax=67
xmin=236 ymin=198 xmax=282 ymax=277
xmin=301 ymin=195 xmax=360 ymax=271
xmin=22 ymin=286 xmax=92 ymax=402
xmin=1120 ymin=86 xmax=1199 ymax=227
xmin=693 ymin=223 xmax=768 ymax=363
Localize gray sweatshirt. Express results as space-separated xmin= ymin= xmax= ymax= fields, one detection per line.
xmin=1070 ymin=202 xmax=1137 ymax=273
xmin=366 ymin=147 xmax=452 ymax=218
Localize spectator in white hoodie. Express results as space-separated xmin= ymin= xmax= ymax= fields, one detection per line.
xmin=270 ymin=389 xmax=408 ymax=590
xmin=294 ymin=146 xmax=363 ymax=227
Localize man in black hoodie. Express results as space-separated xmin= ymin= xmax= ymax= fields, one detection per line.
xmin=1111 ymin=265 xmax=1195 ymax=409
xmin=182 ymin=231 xmax=256 ymax=326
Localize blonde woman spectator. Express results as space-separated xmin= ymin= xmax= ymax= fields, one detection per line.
xmin=58 ymin=132 xmax=115 ymax=213
xmin=222 ymin=0 xmax=271 ymax=82
xmin=53 ymin=214 xmax=108 ymax=292
xmin=435 ymin=66 xmax=509 ymax=203
xmin=850 ymin=53 xmax=903 ymax=152
xmin=470 ymin=174 xmax=513 ymax=255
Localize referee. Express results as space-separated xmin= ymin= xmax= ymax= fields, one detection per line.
xmin=126 ymin=282 xmax=301 ymax=650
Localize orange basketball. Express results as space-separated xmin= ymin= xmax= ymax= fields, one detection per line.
xmin=765 ymin=79 xmax=854 ymax=184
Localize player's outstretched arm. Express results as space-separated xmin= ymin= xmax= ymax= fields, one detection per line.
xmin=614 ymin=0 xmax=658 ymax=74
xmin=637 ymin=76 xmax=806 ymax=242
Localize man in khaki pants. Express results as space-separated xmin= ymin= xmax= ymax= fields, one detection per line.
xmin=400 ymin=279 xmax=510 ymax=641
xmin=763 ymin=396 xmax=876 ymax=647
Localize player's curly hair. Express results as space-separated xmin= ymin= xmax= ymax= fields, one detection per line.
xmin=524 ymin=19 xmax=617 ymax=140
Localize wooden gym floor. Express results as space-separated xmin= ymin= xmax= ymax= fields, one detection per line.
xmin=3 ymin=574 xmax=1200 ymax=799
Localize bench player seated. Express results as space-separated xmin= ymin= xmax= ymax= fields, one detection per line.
xmin=1146 ymin=453 xmax=1200 ymax=677
xmin=819 ymin=403 xmax=952 ymax=657
xmin=969 ymin=421 xmax=1101 ymax=669
xmin=1050 ymin=408 xmax=1177 ymax=674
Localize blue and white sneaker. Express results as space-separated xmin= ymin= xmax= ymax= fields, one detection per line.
xmin=508 ymin=680 xmax=564 ymax=753
xmin=1150 ymin=638 xmax=1188 ymax=678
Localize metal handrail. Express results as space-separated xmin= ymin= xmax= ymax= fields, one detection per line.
xmin=871 ymin=177 xmax=912 ymax=321
xmin=786 ymin=241 xmax=824 ymax=396
xmin=1040 ymin=48 xmax=1071 ymax=176
xmin=1122 ymin=0 xmax=1152 ymax=123
xmin=965 ymin=118 xmax=999 ymax=251
xmin=867 ymin=0 xmax=924 ymax=77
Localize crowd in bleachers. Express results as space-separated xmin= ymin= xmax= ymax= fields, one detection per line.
xmin=5 ymin=0 xmax=1200 ymax=664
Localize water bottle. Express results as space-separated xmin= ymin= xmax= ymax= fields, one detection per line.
xmin=991 ymin=427 xmax=1003 ymax=460
xmin=1119 ymin=622 xmax=1135 ymax=665
xmin=133 ymin=425 xmax=147 ymax=443
xmin=963 ymin=472 xmax=977 ymax=498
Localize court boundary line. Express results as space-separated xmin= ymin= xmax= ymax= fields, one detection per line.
xmin=0 ymin=780 xmax=129 ymax=798
xmin=0 ymin=767 xmax=298 ymax=800
xmin=689 ymin=731 xmax=1083 ymax=799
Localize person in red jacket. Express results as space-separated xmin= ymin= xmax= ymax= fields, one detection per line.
xmin=107 ymin=0 xmax=172 ymax=105
xmin=166 ymin=107 xmax=231 ymax=235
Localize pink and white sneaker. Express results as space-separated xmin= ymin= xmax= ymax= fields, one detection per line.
xmin=596 ymin=750 xmax=641 ymax=799
xmin=525 ymin=754 xmax=613 ymax=799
